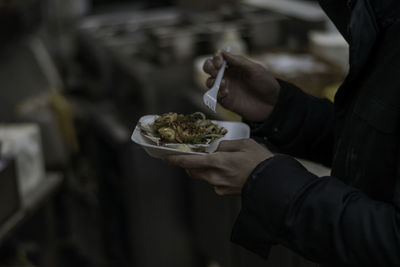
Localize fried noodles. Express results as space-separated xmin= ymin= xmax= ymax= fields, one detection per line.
xmin=139 ymin=112 xmax=227 ymax=148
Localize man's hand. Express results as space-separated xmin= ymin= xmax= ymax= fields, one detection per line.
xmin=164 ymin=139 xmax=273 ymax=196
xmin=203 ymin=51 xmax=280 ymax=122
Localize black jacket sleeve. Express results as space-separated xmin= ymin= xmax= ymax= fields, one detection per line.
xmin=252 ymin=80 xmax=334 ymax=166
xmin=232 ymin=155 xmax=400 ymax=266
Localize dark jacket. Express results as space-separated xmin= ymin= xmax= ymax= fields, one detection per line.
xmin=231 ymin=0 xmax=400 ymax=266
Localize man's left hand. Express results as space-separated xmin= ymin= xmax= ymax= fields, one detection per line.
xmin=164 ymin=139 xmax=273 ymax=196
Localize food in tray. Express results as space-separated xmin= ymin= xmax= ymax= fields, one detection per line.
xmin=138 ymin=112 xmax=227 ymax=152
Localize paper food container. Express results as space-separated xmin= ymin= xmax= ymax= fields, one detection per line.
xmin=131 ymin=115 xmax=250 ymax=159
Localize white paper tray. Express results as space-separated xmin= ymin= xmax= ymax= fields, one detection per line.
xmin=131 ymin=115 xmax=250 ymax=159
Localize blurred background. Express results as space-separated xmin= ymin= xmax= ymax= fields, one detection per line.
xmin=0 ymin=0 xmax=347 ymax=266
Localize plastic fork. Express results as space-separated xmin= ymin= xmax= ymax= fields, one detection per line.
xmin=203 ymin=49 xmax=229 ymax=112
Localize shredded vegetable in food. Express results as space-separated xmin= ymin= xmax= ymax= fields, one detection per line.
xmin=139 ymin=112 xmax=227 ymax=148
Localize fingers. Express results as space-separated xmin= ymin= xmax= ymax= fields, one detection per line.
xmin=186 ymin=168 xmax=211 ymax=182
xmin=214 ymin=186 xmax=226 ymax=196
xmin=217 ymin=139 xmax=249 ymax=152
xmin=206 ymin=77 xmax=227 ymax=90
xmin=212 ymin=52 xmax=224 ymax=69
xmin=203 ymin=52 xmax=224 ymax=77
xmin=204 ymin=51 xmax=249 ymax=77
xmin=203 ymin=59 xmax=218 ymax=77
xmin=214 ymin=186 xmax=240 ymax=196
xmin=164 ymin=154 xmax=215 ymax=169
xmin=222 ymin=51 xmax=249 ymax=68
xmin=207 ymin=77 xmax=228 ymax=106
xmin=217 ymin=80 xmax=229 ymax=100
xmin=206 ymin=77 xmax=214 ymax=88
xmin=165 ymin=154 xmax=227 ymax=186
xmin=186 ymin=169 xmax=214 ymax=183
xmin=187 ymin=169 xmax=231 ymax=188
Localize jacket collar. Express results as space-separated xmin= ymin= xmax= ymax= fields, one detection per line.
xmin=334 ymin=0 xmax=379 ymax=105
xmin=347 ymin=0 xmax=379 ymax=79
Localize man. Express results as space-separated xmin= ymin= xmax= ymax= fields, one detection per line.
xmin=165 ymin=0 xmax=400 ymax=266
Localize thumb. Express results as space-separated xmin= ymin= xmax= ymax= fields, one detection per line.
xmin=222 ymin=51 xmax=251 ymax=69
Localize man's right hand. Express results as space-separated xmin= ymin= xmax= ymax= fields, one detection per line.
xmin=203 ymin=51 xmax=280 ymax=122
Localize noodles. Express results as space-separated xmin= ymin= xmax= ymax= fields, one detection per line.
xmin=139 ymin=112 xmax=227 ymax=150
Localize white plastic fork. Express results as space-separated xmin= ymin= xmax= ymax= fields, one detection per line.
xmin=203 ymin=51 xmax=228 ymax=112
